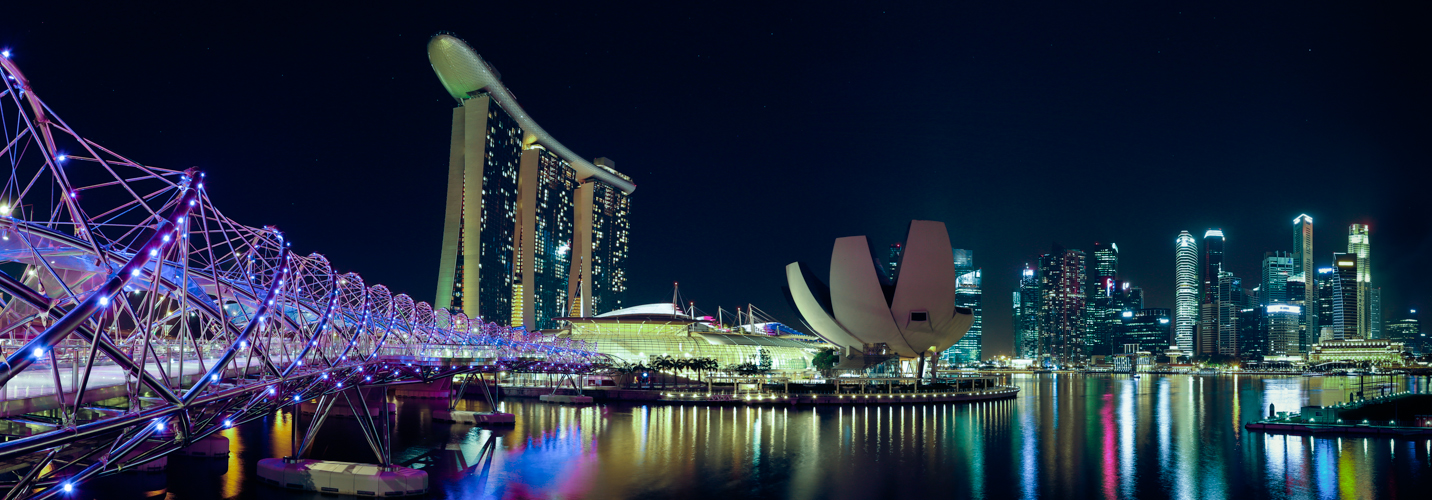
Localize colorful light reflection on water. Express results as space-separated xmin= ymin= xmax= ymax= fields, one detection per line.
xmin=99 ymin=374 xmax=1432 ymax=499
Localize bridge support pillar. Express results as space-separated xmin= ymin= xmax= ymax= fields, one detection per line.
xmin=180 ymin=433 xmax=231 ymax=457
xmin=257 ymin=458 xmax=427 ymax=497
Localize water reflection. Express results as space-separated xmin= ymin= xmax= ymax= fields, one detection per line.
xmin=74 ymin=374 xmax=1432 ymax=499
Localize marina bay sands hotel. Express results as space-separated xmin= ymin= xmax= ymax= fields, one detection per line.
xmin=428 ymin=33 xmax=633 ymax=330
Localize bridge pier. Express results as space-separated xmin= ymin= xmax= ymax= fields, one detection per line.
xmin=178 ymin=433 xmax=230 ymax=458
xmin=433 ymin=373 xmax=514 ymax=425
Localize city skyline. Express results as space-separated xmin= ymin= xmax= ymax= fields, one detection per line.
xmin=2 ymin=3 xmax=1426 ymax=358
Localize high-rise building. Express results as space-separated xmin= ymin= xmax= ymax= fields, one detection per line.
xmin=1117 ymin=308 xmax=1171 ymax=354
xmin=1264 ymin=304 xmax=1303 ymax=357
xmin=886 ymin=243 xmax=904 ymax=281
xmin=943 ymin=249 xmax=982 ymax=365
xmin=1217 ymin=271 xmax=1242 ymax=356
xmin=1087 ymin=242 xmax=1120 ymax=356
xmin=1237 ymin=307 xmax=1264 ymax=359
xmin=428 ymin=34 xmax=636 ymax=325
xmin=569 ymin=166 xmax=633 ymax=316
xmin=1331 ymin=252 xmax=1359 ymax=340
xmin=1261 ymin=251 xmax=1293 ymax=305
xmin=1197 ymin=230 xmax=1236 ymax=357
xmin=513 ymin=147 xmax=578 ymax=329
xmin=1039 ymin=246 xmax=1087 ymax=366
xmin=1174 ymin=231 xmax=1198 ymax=353
xmin=1293 ymin=215 xmax=1316 ymax=335
xmin=1369 ymin=287 xmax=1383 ymax=339
xmin=1014 ymin=266 xmax=1041 ymax=359
xmin=1384 ymin=311 xmax=1418 ymax=341
xmin=1348 ymin=224 xmax=1370 ymax=338
xmin=1315 ymin=268 xmax=1336 ymax=342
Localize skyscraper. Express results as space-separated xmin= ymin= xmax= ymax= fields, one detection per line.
xmin=1315 ymin=268 xmax=1336 ymax=342
xmin=886 ymin=243 xmax=903 ymax=281
xmin=569 ymin=165 xmax=633 ymax=317
xmin=1264 ymin=304 xmax=1303 ymax=358
xmin=1014 ymin=266 xmax=1041 ymax=359
xmin=1369 ymin=287 xmax=1383 ymax=339
xmin=944 ymin=250 xmax=982 ymax=364
xmin=1348 ymin=224 xmax=1370 ymax=338
xmin=1261 ymin=251 xmax=1293 ymax=305
xmin=1174 ymin=231 xmax=1198 ymax=353
xmin=1197 ymin=230 xmax=1231 ymax=356
xmin=1039 ymin=246 xmax=1087 ymax=366
xmin=1087 ymin=242 xmax=1120 ymax=356
xmin=1216 ymin=271 xmax=1242 ymax=356
xmin=1331 ymin=252 xmax=1359 ymax=340
xmin=428 ymin=34 xmax=637 ymax=325
xmin=1293 ymin=214 xmax=1315 ymax=335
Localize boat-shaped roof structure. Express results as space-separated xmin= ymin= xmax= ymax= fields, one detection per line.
xmin=428 ymin=33 xmax=636 ymax=194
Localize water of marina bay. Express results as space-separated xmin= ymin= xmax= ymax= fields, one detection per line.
xmin=81 ymin=374 xmax=1432 ymax=500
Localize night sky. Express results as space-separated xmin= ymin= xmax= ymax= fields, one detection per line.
xmin=4 ymin=2 xmax=1428 ymax=357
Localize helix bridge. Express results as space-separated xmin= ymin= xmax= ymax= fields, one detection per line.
xmin=0 ymin=53 xmax=609 ymax=497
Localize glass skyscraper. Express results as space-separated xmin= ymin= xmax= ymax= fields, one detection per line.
xmin=1293 ymin=215 xmax=1315 ymax=335
xmin=945 ymin=249 xmax=982 ymax=365
xmin=1014 ymin=266 xmax=1041 ymax=359
xmin=1331 ymin=252 xmax=1359 ymax=340
xmin=1039 ymin=246 xmax=1087 ymax=366
xmin=1087 ymin=242 xmax=1120 ymax=356
xmin=1174 ymin=231 xmax=1198 ymax=353
xmin=1348 ymin=224 xmax=1370 ymax=338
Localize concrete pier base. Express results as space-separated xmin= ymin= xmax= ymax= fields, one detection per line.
xmin=179 ymin=433 xmax=230 ymax=457
xmin=539 ymin=394 xmax=593 ymax=404
xmin=256 ymin=458 xmax=427 ymax=497
xmin=393 ymin=379 xmax=453 ymax=399
xmin=432 ymin=410 xmax=515 ymax=425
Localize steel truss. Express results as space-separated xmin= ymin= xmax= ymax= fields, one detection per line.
xmin=0 ymin=54 xmax=610 ymax=498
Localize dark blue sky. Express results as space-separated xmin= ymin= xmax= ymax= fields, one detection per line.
xmin=4 ymin=2 xmax=1427 ymax=356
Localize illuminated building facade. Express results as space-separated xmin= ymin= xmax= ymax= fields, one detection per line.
xmin=1331 ymin=252 xmax=1359 ymax=340
xmin=1117 ymin=308 xmax=1171 ymax=354
xmin=1014 ymin=266 xmax=1041 ymax=359
xmin=1264 ymin=304 xmax=1303 ymax=357
xmin=1307 ymin=338 xmax=1404 ymax=366
xmin=1348 ymin=224 xmax=1370 ymax=338
xmin=1315 ymin=268 xmax=1336 ymax=342
xmin=515 ymin=147 xmax=578 ymax=330
xmin=1293 ymin=214 xmax=1315 ymax=333
xmin=945 ymin=249 xmax=981 ymax=365
xmin=1369 ymin=287 xmax=1383 ymax=339
xmin=1261 ymin=251 xmax=1293 ymax=305
xmin=1174 ymin=231 xmax=1198 ymax=353
xmin=887 ymin=243 xmax=903 ymax=280
xmin=1087 ymin=242 xmax=1119 ymax=356
xmin=1039 ymin=246 xmax=1087 ymax=365
xmin=428 ymin=34 xmax=636 ymax=327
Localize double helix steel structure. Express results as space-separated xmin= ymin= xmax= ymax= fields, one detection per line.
xmin=0 ymin=54 xmax=608 ymax=497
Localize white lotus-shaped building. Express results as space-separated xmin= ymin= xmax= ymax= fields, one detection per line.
xmin=784 ymin=220 xmax=974 ymax=361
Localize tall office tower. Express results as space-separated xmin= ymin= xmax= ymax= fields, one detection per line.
xmin=513 ymin=147 xmax=577 ymax=330
xmin=945 ymin=250 xmax=981 ymax=364
xmin=1174 ymin=231 xmax=1199 ymax=353
xmin=1369 ymin=287 xmax=1383 ymax=339
xmin=1039 ymin=246 xmax=1088 ymax=366
xmin=1315 ymin=268 xmax=1336 ymax=342
xmin=569 ymin=163 xmax=633 ymax=316
xmin=1217 ymin=272 xmax=1242 ymax=356
xmin=1293 ymin=215 xmax=1315 ymax=332
xmin=1237 ymin=307 xmax=1264 ymax=359
xmin=1385 ymin=310 xmax=1419 ymax=342
xmin=1014 ymin=267 xmax=1042 ymax=359
xmin=1087 ymin=243 xmax=1120 ymax=356
xmin=1202 ymin=230 xmax=1225 ymax=299
xmin=1261 ymin=251 xmax=1293 ymax=305
xmin=1265 ymin=304 xmax=1303 ymax=357
xmin=1117 ymin=308 xmax=1172 ymax=353
xmin=1331 ymin=253 xmax=1360 ymax=340
xmin=886 ymin=243 xmax=904 ymax=281
xmin=1348 ymin=224 xmax=1371 ymax=338
xmin=1285 ymin=278 xmax=1307 ymax=352
xmin=1124 ymin=285 xmax=1144 ymax=311
xmin=429 ymin=34 xmax=637 ymax=323
xmin=1197 ymin=230 xmax=1227 ymax=356
xmin=946 ymin=259 xmax=982 ymax=365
